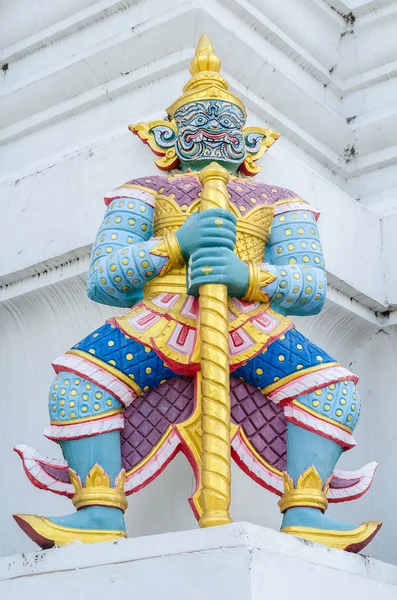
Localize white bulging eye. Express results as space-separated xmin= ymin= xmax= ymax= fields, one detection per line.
xmin=191 ymin=115 xmax=207 ymax=126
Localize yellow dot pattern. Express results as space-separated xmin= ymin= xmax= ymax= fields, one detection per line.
xmin=295 ymin=380 xmax=360 ymax=430
xmin=49 ymin=370 xmax=121 ymax=422
xmin=87 ymin=196 xmax=170 ymax=301
xmin=265 ymin=209 xmax=326 ymax=310
xmin=269 ymin=210 xmax=325 ymax=309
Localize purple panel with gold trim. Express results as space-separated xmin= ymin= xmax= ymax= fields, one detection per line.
xmin=230 ymin=379 xmax=286 ymax=471
xmin=121 ymin=377 xmax=287 ymax=474
xmin=122 ymin=377 xmax=194 ymax=471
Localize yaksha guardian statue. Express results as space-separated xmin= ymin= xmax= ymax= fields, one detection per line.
xmin=15 ymin=35 xmax=381 ymax=552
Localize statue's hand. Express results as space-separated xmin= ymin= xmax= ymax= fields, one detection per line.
xmin=175 ymin=209 xmax=236 ymax=259
xmin=188 ymin=247 xmax=249 ymax=297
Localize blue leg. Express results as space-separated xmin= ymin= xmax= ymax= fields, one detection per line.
xmin=49 ymin=432 xmax=126 ymax=533
xmin=234 ymin=331 xmax=381 ymax=551
xmin=14 ymin=324 xmax=178 ymax=548
xmin=14 ymin=371 xmax=128 ymax=546
xmin=281 ymin=423 xmax=355 ymax=531
xmin=279 ymin=393 xmax=381 ymax=551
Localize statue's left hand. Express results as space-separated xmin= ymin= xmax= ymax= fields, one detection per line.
xmin=187 ymin=247 xmax=249 ymax=297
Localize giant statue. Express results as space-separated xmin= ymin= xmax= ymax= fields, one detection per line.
xmin=14 ymin=35 xmax=381 ymax=553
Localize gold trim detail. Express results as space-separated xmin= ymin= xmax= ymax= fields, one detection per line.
xmin=164 ymin=232 xmax=185 ymax=266
xmin=273 ymin=198 xmax=309 ymax=206
xmin=198 ymin=163 xmax=233 ymax=528
xmin=70 ymin=464 xmax=128 ymax=512
xmin=161 ymin=232 xmax=185 ymax=275
xmin=51 ymin=408 xmax=123 ymax=426
xmin=152 ymin=188 xmax=274 ymax=264
xmin=239 ymin=429 xmax=282 ymax=476
xmin=128 ymin=121 xmax=179 ymax=171
xmin=292 ymin=399 xmax=353 ymax=433
xmin=14 ymin=514 xmax=127 ymax=547
xmin=176 ymin=373 xmax=238 ymax=520
xmin=151 ymin=233 xmax=185 ymax=276
xmin=125 ymin=426 xmax=173 ymax=478
xmin=281 ymin=521 xmax=382 ymax=551
xmin=143 ymin=270 xmax=187 ymax=295
xmin=278 ymin=466 xmax=329 ymax=513
xmin=130 ymin=39 xmax=281 ymax=173
xmin=241 ymin=126 xmax=281 ymax=177
xmin=115 ymin=299 xmax=291 ymax=370
xmin=243 ymin=262 xmax=276 ymax=302
xmin=262 ymin=362 xmax=340 ymax=395
xmin=115 ymin=183 xmax=159 ymax=197
xmin=66 ymin=349 xmax=143 ymax=396
xmin=166 ymin=34 xmax=246 ymax=117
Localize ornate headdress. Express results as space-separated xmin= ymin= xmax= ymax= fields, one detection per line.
xmin=130 ymin=34 xmax=280 ymax=176
xmin=166 ymin=34 xmax=246 ymax=118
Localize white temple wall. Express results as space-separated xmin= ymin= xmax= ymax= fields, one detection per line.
xmin=1 ymin=0 xmax=397 ymax=566
xmin=3 ymin=524 xmax=397 ymax=600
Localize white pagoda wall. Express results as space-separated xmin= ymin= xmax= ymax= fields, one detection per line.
xmin=3 ymin=524 xmax=397 ymax=600
xmin=1 ymin=0 xmax=397 ymax=566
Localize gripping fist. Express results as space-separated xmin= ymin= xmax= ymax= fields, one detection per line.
xmin=175 ymin=208 xmax=236 ymax=259
xmin=188 ymin=247 xmax=249 ymax=297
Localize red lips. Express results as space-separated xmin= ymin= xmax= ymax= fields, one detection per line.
xmin=185 ymin=130 xmax=239 ymax=144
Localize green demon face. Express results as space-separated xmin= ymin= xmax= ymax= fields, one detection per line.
xmin=174 ymin=100 xmax=246 ymax=171
xmin=131 ymin=100 xmax=277 ymax=175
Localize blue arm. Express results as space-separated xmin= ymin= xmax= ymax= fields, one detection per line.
xmin=87 ymin=195 xmax=168 ymax=307
xmin=260 ymin=206 xmax=327 ymax=316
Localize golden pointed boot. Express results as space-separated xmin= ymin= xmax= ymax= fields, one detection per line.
xmin=279 ymin=467 xmax=382 ymax=552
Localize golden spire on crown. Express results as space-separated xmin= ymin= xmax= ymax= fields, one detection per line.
xmin=166 ymin=34 xmax=247 ymax=118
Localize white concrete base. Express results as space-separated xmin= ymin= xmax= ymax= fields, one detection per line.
xmin=1 ymin=523 xmax=396 ymax=599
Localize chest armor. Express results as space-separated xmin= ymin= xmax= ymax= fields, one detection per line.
xmin=134 ymin=173 xmax=299 ymax=263
xmin=131 ymin=173 xmax=300 ymax=297
xmin=156 ymin=175 xmax=273 ymax=263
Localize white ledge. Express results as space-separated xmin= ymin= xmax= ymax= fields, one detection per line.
xmin=0 ymin=252 xmax=389 ymax=331
xmin=1 ymin=523 xmax=396 ymax=599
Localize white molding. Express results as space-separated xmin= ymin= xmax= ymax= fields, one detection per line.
xmin=327 ymin=0 xmax=392 ymax=14
xmin=0 ymin=122 xmax=387 ymax=308
xmin=0 ymin=251 xmax=384 ymax=328
xmin=1 ymin=523 xmax=396 ymax=599
xmin=0 ymin=0 xmax=100 ymax=52
xmin=1 ymin=0 xmax=397 ymax=313
xmin=0 ymin=2 xmax=195 ymax=131
xmin=0 ymin=0 xmax=139 ymax=64
xmin=1 ymin=0 xmax=397 ymax=214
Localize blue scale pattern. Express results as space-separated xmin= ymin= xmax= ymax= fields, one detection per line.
xmin=262 ymin=209 xmax=327 ymax=316
xmin=234 ymin=328 xmax=335 ymax=389
xmin=49 ymin=370 xmax=122 ymax=423
xmin=295 ymin=380 xmax=360 ymax=430
xmin=87 ymin=196 xmax=167 ymax=307
xmin=269 ymin=210 xmax=322 ymax=258
xmin=73 ymin=323 xmax=176 ymax=392
xmin=264 ymin=263 xmax=327 ymax=315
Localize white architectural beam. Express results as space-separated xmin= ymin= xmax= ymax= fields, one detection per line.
xmin=0 ymin=114 xmax=386 ymax=311
xmin=1 ymin=0 xmax=397 ymax=305
xmin=1 ymin=524 xmax=397 ymax=599
xmin=327 ymin=0 xmax=391 ymax=14
xmin=2 ymin=0 xmax=397 ymax=208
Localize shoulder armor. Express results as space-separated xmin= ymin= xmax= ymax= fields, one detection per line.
xmin=104 ymin=175 xmax=169 ymax=206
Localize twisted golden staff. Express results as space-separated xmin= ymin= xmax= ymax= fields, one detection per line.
xmin=198 ymin=162 xmax=232 ymax=528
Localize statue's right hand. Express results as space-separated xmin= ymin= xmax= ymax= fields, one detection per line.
xmin=175 ymin=209 xmax=236 ymax=259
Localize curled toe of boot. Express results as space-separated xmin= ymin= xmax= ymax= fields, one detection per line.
xmin=281 ymin=521 xmax=382 ymax=552
xmin=13 ymin=514 xmax=127 ymax=549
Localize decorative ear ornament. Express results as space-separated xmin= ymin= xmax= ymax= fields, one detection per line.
xmin=240 ymin=127 xmax=281 ymax=176
xmin=130 ymin=34 xmax=280 ymax=175
xmin=129 ymin=120 xmax=179 ymax=171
